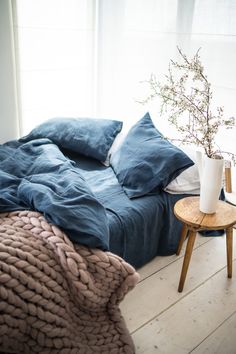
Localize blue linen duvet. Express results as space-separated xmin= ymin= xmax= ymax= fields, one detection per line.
xmin=0 ymin=139 xmax=109 ymax=250
xmin=0 ymin=138 xmax=186 ymax=268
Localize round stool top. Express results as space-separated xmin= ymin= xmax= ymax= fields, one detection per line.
xmin=174 ymin=196 xmax=236 ymax=230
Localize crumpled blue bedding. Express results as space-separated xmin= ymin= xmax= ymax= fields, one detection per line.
xmin=0 ymin=139 xmax=109 ymax=250
xmin=2 ymin=138 xmax=213 ymax=269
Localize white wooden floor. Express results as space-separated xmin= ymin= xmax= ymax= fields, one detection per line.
xmin=120 ymin=229 xmax=236 ymax=354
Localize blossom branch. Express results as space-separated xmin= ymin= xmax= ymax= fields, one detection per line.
xmin=141 ymin=47 xmax=235 ymax=162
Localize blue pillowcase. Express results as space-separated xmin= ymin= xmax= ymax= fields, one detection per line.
xmin=19 ymin=117 xmax=123 ymax=161
xmin=110 ymin=112 xmax=194 ymax=198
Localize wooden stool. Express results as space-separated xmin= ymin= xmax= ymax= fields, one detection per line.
xmin=174 ymin=196 xmax=236 ymax=292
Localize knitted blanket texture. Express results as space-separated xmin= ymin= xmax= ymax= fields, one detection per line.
xmin=0 ymin=211 xmax=139 ymax=353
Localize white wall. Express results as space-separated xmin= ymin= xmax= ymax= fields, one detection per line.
xmin=0 ymin=0 xmax=19 ymax=143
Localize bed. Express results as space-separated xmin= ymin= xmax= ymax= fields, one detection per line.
xmin=0 ymin=113 xmax=196 ymax=268
xmin=0 ymin=112 xmax=198 ymax=352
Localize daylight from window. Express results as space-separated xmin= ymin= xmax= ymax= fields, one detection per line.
xmin=14 ymin=0 xmax=236 ymax=157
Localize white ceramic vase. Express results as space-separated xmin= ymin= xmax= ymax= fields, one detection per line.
xmin=196 ymin=151 xmax=224 ymax=214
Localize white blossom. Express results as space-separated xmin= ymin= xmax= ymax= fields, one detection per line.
xmin=141 ymin=47 xmax=235 ymax=162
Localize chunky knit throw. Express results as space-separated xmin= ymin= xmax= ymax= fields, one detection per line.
xmin=0 ymin=211 xmax=139 ymax=353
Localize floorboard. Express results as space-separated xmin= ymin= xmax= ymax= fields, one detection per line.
xmin=132 ymin=260 xmax=236 ymax=353
xmin=138 ymin=234 xmax=211 ymax=282
xmin=121 ymin=230 xmax=236 ymax=353
xmin=190 ymin=311 xmax=236 ymax=354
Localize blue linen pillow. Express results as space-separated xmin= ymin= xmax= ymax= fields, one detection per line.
xmin=110 ymin=112 xmax=194 ymax=198
xmin=19 ymin=117 xmax=123 ymax=161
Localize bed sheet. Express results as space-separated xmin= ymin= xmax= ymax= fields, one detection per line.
xmin=63 ymin=149 xmax=186 ymax=269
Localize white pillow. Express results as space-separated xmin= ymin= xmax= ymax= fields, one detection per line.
xmin=102 ymin=130 xmax=128 ymax=166
xmin=164 ymin=146 xmax=200 ymax=195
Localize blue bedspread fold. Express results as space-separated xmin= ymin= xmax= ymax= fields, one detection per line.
xmin=63 ymin=150 xmax=187 ymax=268
xmin=0 ymin=139 xmax=109 ymax=250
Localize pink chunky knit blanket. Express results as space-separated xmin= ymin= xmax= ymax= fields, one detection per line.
xmin=0 ymin=211 xmax=139 ymax=353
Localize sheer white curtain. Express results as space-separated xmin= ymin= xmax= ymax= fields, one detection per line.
xmin=14 ymin=0 xmax=96 ymax=134
xmin=97 ymin=0 xmax=236 ymax=149
xmin=15 ymin=0 xmax=236 ymax=157
xmin=96 ymin=0 xmax=181 ymax=131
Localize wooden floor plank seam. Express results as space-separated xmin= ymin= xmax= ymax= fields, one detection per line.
xmin=188 ymin=309 xmax=236 ymax=353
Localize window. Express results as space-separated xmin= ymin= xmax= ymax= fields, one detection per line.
xmin=14 ymin=0 xmax=236 ymax=159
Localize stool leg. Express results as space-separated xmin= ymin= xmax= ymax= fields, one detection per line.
xmin=178 ymin=230 xmax=197 ymax=292
xmin=176 ymin=224 xmax=188 ymax=256
xmin=226 ymin=227 xmax=233 ymax=278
